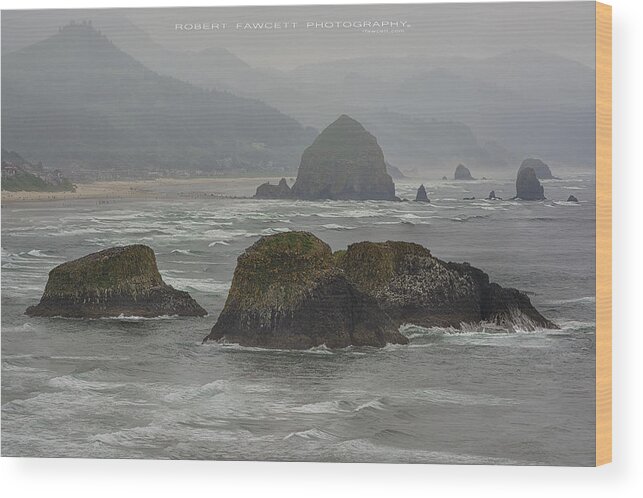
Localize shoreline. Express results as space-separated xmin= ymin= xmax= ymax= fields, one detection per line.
xmin=0 ymin=177 xmax=285 ymax=204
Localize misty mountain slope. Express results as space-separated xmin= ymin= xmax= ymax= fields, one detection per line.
xmin=286 ymin=51 xmax=595 ymax=166
xmin=2 ymin=22 xmax=315 ymax=172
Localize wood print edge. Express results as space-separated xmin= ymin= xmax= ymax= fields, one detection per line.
xmin=595 ymin=0 xmax=612 ymax=467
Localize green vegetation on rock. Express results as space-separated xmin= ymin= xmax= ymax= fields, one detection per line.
xmin=27 ymin=244 xmax=206 ymax=318
xmin=225 ymin=231 xmax=338 ymax=310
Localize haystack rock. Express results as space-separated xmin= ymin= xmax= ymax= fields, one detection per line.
xmin=519 ymin=158 xmax=558 ymax=180
xmin=336 ymin=241 xmax=556 ymax=330
xmin=291 ymin=115 xmax=397 ymax=200
xmin=26 ymin=245 xmax=207 ymax=318
xmin=415 ymin=184 xmax=430 ymax=202
xmin=567 ymin=195 xmax=579 ymax=202
xmin=515 ymin=166 xmax=545 ymax=200
xmin=454 ymin=164 xmax=475 ymax=180
xmin=203 ymin=232 xmax=408 ymax=349
xmin=488 ymin=190 xmax=497 ymax=200
xmin=254 ymin=178 xmax=292 ymax=199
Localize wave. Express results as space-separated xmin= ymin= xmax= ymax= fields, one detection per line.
xmin=161 ymin=275 xmax=231 ymax=294
xmin=288 ymin=400 xmax=352 ymax=414
xmin=48 ymin=375 xmax=125 ymax=392
xmin=284 ymin=427 xmax=340 ymax=441
xmin=547 ymin=296 xmax=596 ymax=305
xmin=320 ymin=223 xmax=356 ymax=231
xmin=162 ymin=380 xmax=228 ymax=403
xmin=354 ymin=397 xmax=389 ymax=413
xmin=412 ymin=388 xmax=518 ymax=406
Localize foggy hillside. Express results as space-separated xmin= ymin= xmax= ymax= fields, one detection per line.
xmin=2 ymin=22 xmax=315 ymax=175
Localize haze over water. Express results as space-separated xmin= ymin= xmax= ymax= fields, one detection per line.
xmin=2 ymin=176 xmax=596 ymax=464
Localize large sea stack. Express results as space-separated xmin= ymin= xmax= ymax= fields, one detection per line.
xmin=519 ymin=158 xmax=557 ymax=179
xmin=454 ymin=164 xmax=475 ymax=180
xmin=254 ymin=178 xmax=292 ymax=199
xmin=203 ymin=232 xmax=408 ymax=349
xmin=290 ymin=115 xmax=397 ymax=200
xmin=26 ymin=245 xmax=207 ymax=318
xmin=336 ymin=241 xmax=556 ymax=330
xmin=515 ymin=166 xmax=545 ymax=200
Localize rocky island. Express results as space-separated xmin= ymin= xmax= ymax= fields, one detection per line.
xmin=26 ymin=245 xmax=207 ymax=318
xmin=515 ymin=166 xmax=546 ymax=200
xmin=454 ymin=164 xmax=475 ymax=180
xmin=254 ymin=178 xmax=292 ymax=199
xmin=203 ymin=232 xmax=408 ymax=348
xmin=336 ymin=241 xmax=556 ymax=330
xmin=204 ymin=232 xmax=557 ymax=349
xmin=519 ymin=158 xmax=558 ymax=180
xmin=288 ymin=115 xmax=397 ymax=200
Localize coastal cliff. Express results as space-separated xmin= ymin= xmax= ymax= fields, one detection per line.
xmin=26 ymin=245 xmax=207 ymax=318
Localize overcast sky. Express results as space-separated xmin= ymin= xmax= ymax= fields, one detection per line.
xmin=3 ymin=2 xmax=596 ymax=69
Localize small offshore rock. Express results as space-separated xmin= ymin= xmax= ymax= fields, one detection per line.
xmin=254 ymin=178 xmax=292 ymax=199
xmin=515 ymin=166 xmax=545 ymax=200
xmin=454 ymin=164 xmax=475 ymax=180
xmin=415 ymin=184 xmax=430 ymax=202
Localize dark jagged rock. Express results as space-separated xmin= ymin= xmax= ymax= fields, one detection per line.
xmin=203 ymin=232 xmax=408 ymax=349
xmin=567 ymin=195 xmax=579 ymax=202
xmin=488 ymin=190 xmax=496 ymax=200
xmin=515 ymin=166 xmax=545 ymax=200
xmin=254 ymin=178 xmax=292 ymax=199
xmin=26 ymin=245 xmax=207 ymax=318
xmin=519 ymin=158 xmax=558 ymax=179
xmin=454 ymin=164 xmax=475 ymax=180
xmin=445 ymin=262 xmax=557 ymax=330
xmin=291 ymin=115 xmax=397 ymax=200
xmin=337 ymin=241 xmax=557 ymax=330
xmin=415 ymin=184 xmax=430 ymax=202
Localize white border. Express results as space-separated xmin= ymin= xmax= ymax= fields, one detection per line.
xmin=1 ymin=0 xmax=641 ymax=496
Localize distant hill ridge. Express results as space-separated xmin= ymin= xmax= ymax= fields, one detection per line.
xmin=2 ymin=21 xmax=315 ymax=174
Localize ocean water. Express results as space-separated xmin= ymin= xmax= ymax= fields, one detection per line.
xmin=1 ymin=176 xmax=596 ymax=465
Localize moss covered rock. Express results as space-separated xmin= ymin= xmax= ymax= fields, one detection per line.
xmin=291 ymin=115 xmax=396 ymax=200
xmin=203 ymin=232 xmax=408 ymax=349
xmin=26 ymin=245 xmax=207 ymax=318
xmin=338 ymin=241 xmax=557 ymax=330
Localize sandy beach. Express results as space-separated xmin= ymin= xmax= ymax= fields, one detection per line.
xmin=1 ymin=177 xmax=287 ymax=204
